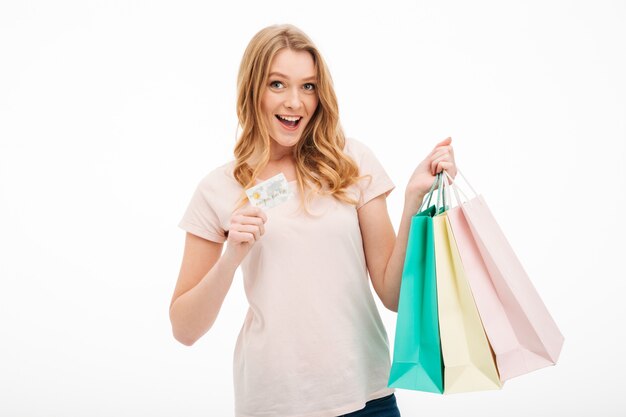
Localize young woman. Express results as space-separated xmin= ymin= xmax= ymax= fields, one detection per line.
xmin=169 ymin=24 xmax=456 ymax=417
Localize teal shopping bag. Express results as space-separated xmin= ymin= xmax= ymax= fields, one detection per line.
xmin=388 ymin=176 xmax=444 ymax=393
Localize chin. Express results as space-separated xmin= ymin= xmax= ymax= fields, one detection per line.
xmin=271 ymin=132 xmax=304 ymax=147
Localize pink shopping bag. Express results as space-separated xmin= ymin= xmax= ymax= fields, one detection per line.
xmin=443 ymin=171 xmax=564 ymax=381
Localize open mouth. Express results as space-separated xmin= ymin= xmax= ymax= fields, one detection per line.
xmin=275 ymin=115 xmax=302 ymax=129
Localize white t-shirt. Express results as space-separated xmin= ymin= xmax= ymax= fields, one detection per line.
xmin=178 ymin=137 xmax=396 ymax=417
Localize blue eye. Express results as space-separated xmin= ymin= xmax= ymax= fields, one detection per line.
xmin=270 ymin=81 xmax=284 ymax=89
xmin=303 ymin=83 xmax=316 ymax=91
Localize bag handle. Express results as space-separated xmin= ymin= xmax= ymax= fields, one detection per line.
xmin=441 ymin=169 xmax=477 ymax=206
xmin=442 ymin=170 xmax=464 ymax=206
xmin=446 ymin=169 xmax=478 ymax=199
xmin=419 ymin=170 xmax=472 ymax=214
xmin=417 ymin=173 xmax=440 ymax=213
xmin=436 ymin=172 xmax=448 ymax=213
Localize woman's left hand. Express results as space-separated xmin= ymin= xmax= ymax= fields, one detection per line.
xmin=405 ymin=136 xmax=457 ymax=211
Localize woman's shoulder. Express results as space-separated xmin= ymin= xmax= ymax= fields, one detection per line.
xmin=196 ymin=159 xmax=239 ymax=190
xmin=343 ymin=136 xmax=361 ymax=152
xmin=343 ymin=137 xmax=376 ymax=161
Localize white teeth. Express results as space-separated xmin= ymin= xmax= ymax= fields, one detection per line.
xmin=277 ymin=115 xmax=301 ymax=122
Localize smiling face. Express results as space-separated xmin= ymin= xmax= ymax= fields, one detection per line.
xmin=260 ymin=48 xmax=319 ymax=159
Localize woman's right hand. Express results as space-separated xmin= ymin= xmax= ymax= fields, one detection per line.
xmin=223 ymin=206 xmax=268 ymax=266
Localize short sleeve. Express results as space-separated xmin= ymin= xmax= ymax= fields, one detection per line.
xmin=347 ymin=138 xmax=396 ymax=209
xmin=178 ymin=173 xmax=227 ymax=243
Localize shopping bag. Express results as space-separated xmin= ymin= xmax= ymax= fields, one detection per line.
xmin=443 ymin=170 xmax=564 ymax=379
xmin=388 ymin=178 xmax=443 ymax=393
xmin=433 ymin=208 xmax=502 ymax=393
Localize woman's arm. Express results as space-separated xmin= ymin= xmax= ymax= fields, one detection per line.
xmin=358 ymin=194 xmax=423 ymax=312
xmin=359 ymin=137 xmax=456 ymax=312
xmin=169 ymin=206 xmax=267 ymax=345
xmin=169 ymin=233 xmax=237 ymax=346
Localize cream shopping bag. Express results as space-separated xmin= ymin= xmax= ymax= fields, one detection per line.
xmin=433 ymin=210 xmax=502 ymax=393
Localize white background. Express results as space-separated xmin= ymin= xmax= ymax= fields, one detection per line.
xmin=1 ymin=1 xmax=624 ymax=416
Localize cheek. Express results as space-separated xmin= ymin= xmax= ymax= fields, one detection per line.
xmin=263 ymin=105 xmax=278 ymax=124
xmin=307 ymin=96 xmax=320 ymax=112
xmin=260 ymin=92 xmax=276 ymax=116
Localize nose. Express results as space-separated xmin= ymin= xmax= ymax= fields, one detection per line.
xmin=284 ymin=87 xmax=302 ymax=110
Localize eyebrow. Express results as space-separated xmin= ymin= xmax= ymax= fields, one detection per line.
xmin=268 ymin=72 xmax=317 ymax=82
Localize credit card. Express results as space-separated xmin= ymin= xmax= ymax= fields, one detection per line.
xmin=245 ymin=173 xmax=293 ymax=209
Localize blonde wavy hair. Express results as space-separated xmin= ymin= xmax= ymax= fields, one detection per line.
xmin=232 ymin=24 xmax=370 ymax=214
